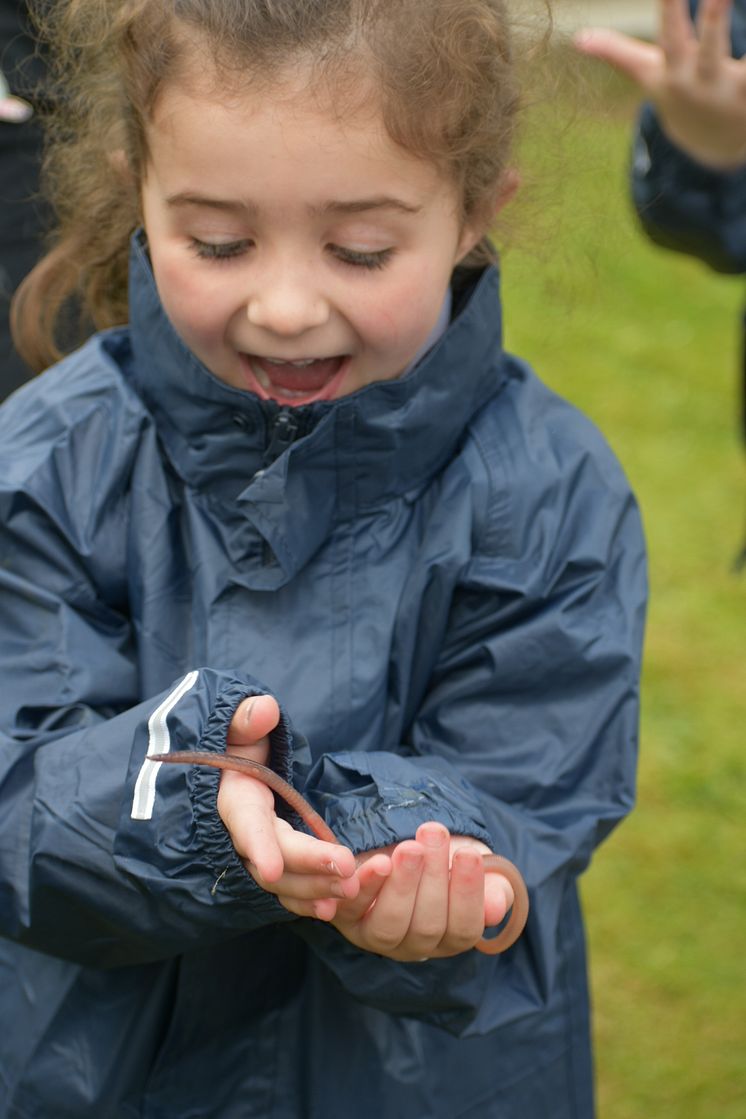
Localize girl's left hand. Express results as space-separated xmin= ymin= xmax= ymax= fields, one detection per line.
xmin=329 ymin=822 xmax=514 ymax=962
xmin=575 ymin=0 xmax=746 ymax=171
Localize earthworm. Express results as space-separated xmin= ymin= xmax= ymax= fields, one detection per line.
xmin=150 ymin=749 xmax=529 ymax=954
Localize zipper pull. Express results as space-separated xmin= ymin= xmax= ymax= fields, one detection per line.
xmin=263 ymin=410 xmax=299 ymax=467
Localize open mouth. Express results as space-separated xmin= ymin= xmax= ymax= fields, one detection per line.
xmin=239 ymin=354 xmax=351 ymax=405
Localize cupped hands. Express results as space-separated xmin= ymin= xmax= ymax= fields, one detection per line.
xmin=218 ymin=695 xmax=513 ymax=958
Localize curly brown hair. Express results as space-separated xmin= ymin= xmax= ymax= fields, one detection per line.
xmin=13 ymin=0 xmax=550 ymax=372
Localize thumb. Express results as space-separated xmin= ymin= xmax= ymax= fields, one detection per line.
xmin=228 ymin=693 xmax=281 ymax=748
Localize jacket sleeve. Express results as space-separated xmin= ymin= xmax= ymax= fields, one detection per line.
xmin=631 ymin=0 xmax=746 ymax=273
xmin=292 ymin=375 xmax=647 ymax=1037
xmin=0 ymin=387 xmax=296 ymax=970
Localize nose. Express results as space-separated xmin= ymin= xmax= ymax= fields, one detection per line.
xmin=246 ymin=262 xmax=330 ymax=336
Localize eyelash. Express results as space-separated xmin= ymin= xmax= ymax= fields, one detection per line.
xmin=188 ymin=239 xmax=394 ymax=271
xmin=189 ymin=239 xmax=252 ymax=262
xmin=330 ymin=246 xmax=394 ymax=271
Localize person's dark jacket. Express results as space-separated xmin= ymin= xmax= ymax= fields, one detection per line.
xmin=0 ymin=236 xmax=647 ymax=1119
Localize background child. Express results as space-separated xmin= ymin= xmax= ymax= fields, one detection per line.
xmin=576 ymin=0 xmax=746 ymax=566
xmin=0 ymin=2 xmax=646 ymax=1117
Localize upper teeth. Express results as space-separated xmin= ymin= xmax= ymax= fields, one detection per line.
xmin=268 ymin=358 xmax=318 ymax=367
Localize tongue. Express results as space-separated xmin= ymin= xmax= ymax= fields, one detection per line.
xmin=255 ymin=357 xmax=344 ymax=392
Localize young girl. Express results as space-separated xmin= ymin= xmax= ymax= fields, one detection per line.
xmin=0 ymin=2 xmax=646 ymax=1116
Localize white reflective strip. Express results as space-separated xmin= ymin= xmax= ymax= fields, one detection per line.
xmin=131 ymin=670 xmax=200 ymax=820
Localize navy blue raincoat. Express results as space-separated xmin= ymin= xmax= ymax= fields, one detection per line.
xmin=0 ymin=237 xmax=646 ymax=1118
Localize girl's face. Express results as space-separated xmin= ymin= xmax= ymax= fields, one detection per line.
xmin=140 ymin=74 xmax=483 ymax=405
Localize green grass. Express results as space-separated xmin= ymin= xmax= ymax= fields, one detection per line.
xmin=498 ymin=53 xmax=746 ymax=1119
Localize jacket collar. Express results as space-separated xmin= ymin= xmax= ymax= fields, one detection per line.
xmin=126 ymin=234 xmax=507 ymax=585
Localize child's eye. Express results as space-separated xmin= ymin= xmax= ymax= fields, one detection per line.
xmin=330 ymin=246 xmax=394 ymax=271
xmin=189 ymin=238 xmax=253 ymax=261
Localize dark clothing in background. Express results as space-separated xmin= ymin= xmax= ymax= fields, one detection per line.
xmin=0 ymin=0 xmax=47 ymax=400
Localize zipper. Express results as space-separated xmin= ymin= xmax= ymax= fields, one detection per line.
xmin=262 ymin=410 xmax=300 ymax=468
xmin=260 ymin=410 xmax=301 ymax=568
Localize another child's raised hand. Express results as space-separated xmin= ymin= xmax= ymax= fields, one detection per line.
xmin=575 ymin=0 xmax=746 ymax=170
xmin=217 ymin=695 xmax=359 ymax=919
xmin=330 ymin=823 xmax=514 ymax=962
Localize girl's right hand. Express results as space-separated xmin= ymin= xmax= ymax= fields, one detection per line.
xmin=575 ymin=0 xmax=746 ymax=171
xmin=217 ymin=695 xmax=361 ymax=919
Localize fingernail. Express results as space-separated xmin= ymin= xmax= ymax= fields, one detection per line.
xmin=402 ymin=852 xmax=423 ymax=871
xmin=420 ymin=827 xmax=445 ymax=849
xmin=365 ymin=862 xmax=391 ymax=880
xmin=323 ymin=859 xmax=340 ymax=875
xmin=244 ymin=698 xmax=257 ymax=724
xmin=454 ymin=850 xmax=480 ymax=871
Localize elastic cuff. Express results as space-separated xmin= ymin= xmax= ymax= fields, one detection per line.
xmin=189 ymin=681 xmax=295 ymax=911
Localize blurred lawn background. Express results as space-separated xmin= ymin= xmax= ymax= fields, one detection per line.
xmin=498 ymin=46 xmax=745 ymax=1119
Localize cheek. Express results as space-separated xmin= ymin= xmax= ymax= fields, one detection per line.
xmin=154 ymin=257 xmax=229 ymax=343
xmin=155 ymin=253 xmax=199 ymax=311
xmin=353 ymin=279 xmax=443 ymax=355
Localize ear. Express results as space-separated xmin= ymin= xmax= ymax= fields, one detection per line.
xmin=108 ymin=148 xmax=133 ymax=182
xmin=493 ymin=167 xmax=521 ymax=213
xmin=456 ymin=168 xmax=521 ymax=259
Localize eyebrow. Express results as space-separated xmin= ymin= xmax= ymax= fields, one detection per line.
xmin=165 ymin=192 xmax=422 ymax=217
xmin=316 ymin=197 xmax=422 ymax=217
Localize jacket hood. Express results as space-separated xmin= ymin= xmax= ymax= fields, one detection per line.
xmin=124 ymin=235 xmax=507 ymax=585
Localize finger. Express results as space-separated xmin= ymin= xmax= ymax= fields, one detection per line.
xmin=274 ymin=824 xmax=357 ymax=879
xmin=407 ymin=823 xmax=450 ymax=947
xmin=219 ymin=780 xmax=285 ymax=882
xmin=277 ymin=894 xmax=340 ymax=921
xmin=310 ymin=898 xmax=338 ymax=921
xmin=0 ymin=96 xmax=33 ymax=123
xmin=483 ymin=870 xmax=514 ymax=929
xmin=227 ymin=693 xmax=281 ymax=748
xmin=659 ymin=0 xmax=696 ymax=67
xmin=573 ymin=29 xmax=663 ymax=90
xmin=442 ymin=849 xmax=485 ymax=951
xmin=263 ymin=867 xmax=359 ymax=902
xmin=696 ymin=0 xmax=733 ymax=80
xmin=358 ymin=842 xmax=424 ymax=951
xmin=333 ymin=855 xmax=392 ymax=923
